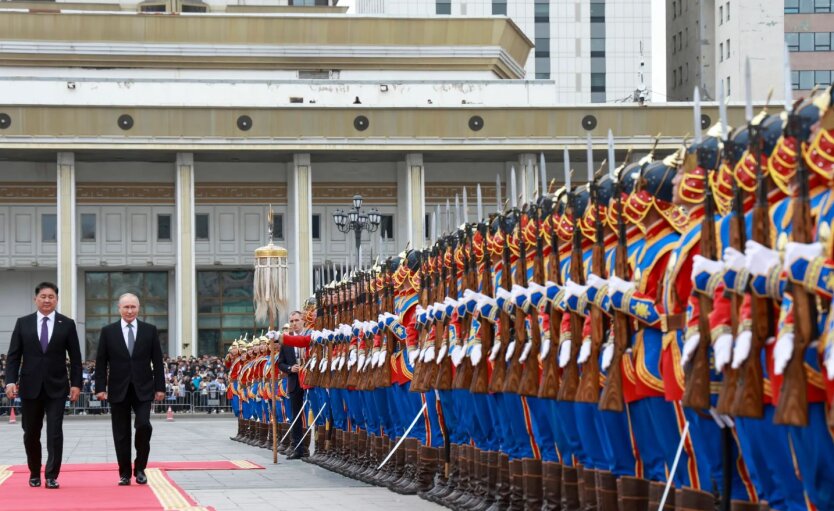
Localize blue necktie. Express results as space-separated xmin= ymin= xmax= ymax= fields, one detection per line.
xmin=40 ymin=317 xmax=49 ymax=353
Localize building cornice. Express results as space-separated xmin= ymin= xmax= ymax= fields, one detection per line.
xmin=0 ymin=11 xmax=531 ymax=78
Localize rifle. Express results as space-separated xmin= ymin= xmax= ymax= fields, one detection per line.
xmin=558 ymin=189 xmax=586 ymax=401
xmin=453 ymin=226 xmax=476 ymax=390
xmin=377 ymin=263 xmax=395 ymax=389
xmin=471 ymin=220 xmax=495 ymax=394
xmin=420 ymin=244 xmax=443 ymax=391
xmin=489 ymin=214 xmax=515 ymax=393
xmin=539 ymin=197 xmax=562 ymax=399
xmin=577 ymin=178 xmax=607 ymax=403
xmin=774 ymin=111 xmax=817 ymax=426
xmin=682 ymin=149 xmax=718 ymax=410
xmin=503 ymin=208 xmax=528 ymax=394
xmin=435 ymin=238 xmax=456 ymax=390
xmin=410 ymin=252 xmax=431 ymax=392
xmin=599 ymin=177 xmax=631 ymax=411
xmin=519 ymin=205 xmax=545 ymax=397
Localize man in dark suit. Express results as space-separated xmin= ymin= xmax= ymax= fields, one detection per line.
xmin=277 ymin=310 xmax=309 ymax=460
xmin=94 ymin=292 xmax=165 ymax=486
xmin=5 ymin=282 xmax=82 ymax=489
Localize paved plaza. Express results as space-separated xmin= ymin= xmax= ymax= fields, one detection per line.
xmin=0 ymin=415 xmax=443 ymax=511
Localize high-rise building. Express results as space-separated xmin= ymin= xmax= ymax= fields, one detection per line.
xmin=355 ymin=0 xmax=654 ymax=104
xmin=667 ymin=0 xmax=834 ymax=102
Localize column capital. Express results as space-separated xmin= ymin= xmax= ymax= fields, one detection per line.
xmin=405 ymin=153 xmax=424 ymax=167
xmin=176 ymin=152 xmax=194 ymax=167
xmin=293 ymin=153 xmax=311 ymax=167
xmin=57 ymin=151 xmax=75 ymax=166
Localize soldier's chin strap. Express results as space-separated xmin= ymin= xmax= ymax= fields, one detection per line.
xmin=279 ymin=397 xmax=308 ymax=444
xmin=659 ymin=419 xmax=690 ymax=511
xmin=377 ymin=402 xmax=428 ymax=470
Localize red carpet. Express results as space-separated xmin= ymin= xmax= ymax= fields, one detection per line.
xmin=0 ymin=460 xmax=264 ymax=511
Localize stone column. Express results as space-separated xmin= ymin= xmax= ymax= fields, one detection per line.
xmin=288 ymin=153 xmax=313 ymax=311
xmin=397 ymin=153 xmax=425 ymax=248
xmin=56 ymin=152 xmax=77 ymax=319
xmin=175 ymin=153 xmax=196 ymax=357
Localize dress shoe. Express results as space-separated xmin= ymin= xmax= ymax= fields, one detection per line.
xmin=29 ymin=477 xmax=41 ymax=487
xmin=135 ymin=471 xmax=148 ymax=485
xmin=118 ymin=477 xmax=131 ymax=486
xmin=45 ymin=479 xmax=59 ymax=489
xmin=287 ymin=450 xmax=307 ymax=460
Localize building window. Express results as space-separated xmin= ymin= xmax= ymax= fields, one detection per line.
xmin=590 ymin=2 xmax=605 ymax=22
xmin=672 ymin=34 xmax=677 ymax=54
xmin=436 ymin=0 xmax=451 ymax=15
xmin=535 ymin=72 xmax=551 ymax=79
xmin=535 ymin=37 xmax=550 ymax=57
xmin=816 ymin=70 xmax=832 ymax=86
xmin=786 ymin=32 xmax=800 ymax=52
xmin=799 ymin=32 xmax=813 ymax=51
xmin=685 ymin=27 xmax=688 ymax=47
xmin=792 ymin=70 xmax=800 ymax=90
xmin=679 ymin=66 xmax=683 ymax=85
xmin=534 ymin=2 xmax=549 ymax=22
xmin=726 ymin=1 xmax=730 ymax=19
xmin=271 ymin=213 xmax=284 ymax=241
xmin=672 ymin=1 xmax=677 ymax=19
xmin=42 ymin=214 xmax=57 ymax=242
xmin=197 ymin=270 xmax=256 ymax=356
xmin=84 ymin=271 xmax=169 ymax=356
xmin=720 ymin=42 xmax=724 ymax=61
xmin=312 ymin=214 xmax=321 ymax=240
xmin=591 ymin=37 xmax=605 ymax=57
xmin=815 ymin=0 xmax=831 ymax=12
xmin=815 ymin=32 xmax=831 ymax=51
xmin=379 ymin=215 xmax=395 ymax=239
xmin=195 ymin=213 xmax=209 ymax=241
xmin=673 ymin=69 xmax=677 ymax=88
xmin=157 ymin=214 xmax=171 ymax=241
xmin=726 ymin=39 xmax=730 ymax=59
xmin=719 ymin=5 xmax=723 ymax=23
xmin=81 ymin=213 xmax=96 ymax=242
xmin=785 ymin=0 xmax=833 ymax=13
xmin=591 ymin=73 xmax=606 ymax=92
xmin=727 ymin=76 xmax=731 ymax=96
xmin=492 ymin=0 xmax=507 ymax=15
xmin=678 ymin=32 xmax=683 ymax=51
xmin=685 ymin=63 xmax=689 ymax=82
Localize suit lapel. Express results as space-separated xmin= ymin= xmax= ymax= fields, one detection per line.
xmin=114 ymin=322 xmax=131 ymax=359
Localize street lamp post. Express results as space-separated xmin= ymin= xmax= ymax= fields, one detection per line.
xmin=332 ymin=194 xmax=381 ymax=268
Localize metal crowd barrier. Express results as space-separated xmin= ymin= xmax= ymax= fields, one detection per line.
xmin=48 ymin=391 xmax=235 ymax=416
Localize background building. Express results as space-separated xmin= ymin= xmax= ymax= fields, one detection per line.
xmin=667 ymin=0 xmax=834 ymax=101
xmin=0 ymin=2 xmax=752 ymax=359
xmin=355 ymin=0 xmax=655 ymax=104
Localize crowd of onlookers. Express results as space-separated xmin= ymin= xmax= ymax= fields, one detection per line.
xmin=1 ymin=353 xmax=232 ymax=415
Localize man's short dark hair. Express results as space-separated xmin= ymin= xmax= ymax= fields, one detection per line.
xmin=289 ymin=311 xmax=303 ymax=319
xmin=35 ymin=282 xmax=59 ymax=296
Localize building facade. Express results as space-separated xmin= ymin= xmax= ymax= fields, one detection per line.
xmin=355 ymin=0 xmax=654 ymax=104
xmin=0 ymin=4 xmax=751 ymax=360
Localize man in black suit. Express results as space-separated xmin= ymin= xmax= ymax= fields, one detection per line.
xmin=94 ymin=293 xmax=165 ymax=486
xmin=5 ymin=282 xmax=82 ymax=489
xmin=277 ymin=310 xmax=309 ymax=460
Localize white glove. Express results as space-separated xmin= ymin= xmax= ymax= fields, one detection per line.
xmin=745 ymin=240 xmax=781 ymax=277
xmin=318 ymin=358 xmax=327 ymax=372
xmin=692 ymin=255 xmax=724 ymax=279
xmin=565 ymin=280 xmax=589 ymax=299
xmin=363 ymin=353 xmax=372 ymax=370
xmin=357 ymin=354 xmax=366 ymax=369
xmin=681 ymin=334 xmax=699 ymax=368
xmin=731 ymin=330 xmax=753 ymax=369
xmin=519 ymin=341 xmax=533 ymax=363
xmin=338 ymin=355 xmax=346 ymax=370
xmin=451 ymin=344 xmax=466 ymax=367
xmin=378 ymin=349 xmax=387 ymax=368
xmin=714 ymin=333 xmax=733 ymax=372
xmin=558 ymin=340 xmax=572 ymax=368
xmin=330 ymin=357 xmax=339 ymax=371
xmin=489 ymin=341 xmax=502 ymax=361
xmin=608 ymin=276 xmax=634 ymax=294
xmin=436 ymin=343 xmax=448 ymax=364
xmin=371 ymin=351 xmax=380 ymax=368
xmin=601 ymin=342 xmax=614 ymax=371
xmin=586 ymin=273 xmax=608 ymax=290
xmin=408 ymin=348 xmax=419 ymax=367
xmin=540 ymin=337 xmax=551 ymax=360
xmin=723 ymin=246 xmax=746 ymax=272
xmin=470 ymin=344 xmax=483 ymax=366
xmin=784 ymin=241 xmax=823 ymax=271
xmin=504 ymin=340 xmax=516 ymax=362
xmin=774 ymin=332 xmax=794 ymax=375
xmin=348 ymin=350 xmax=358 ymax=368
xmin=423 ymin=345 xmax=436 ymax=363
xmin=577 ymin=339 xmax=592 ymax=364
